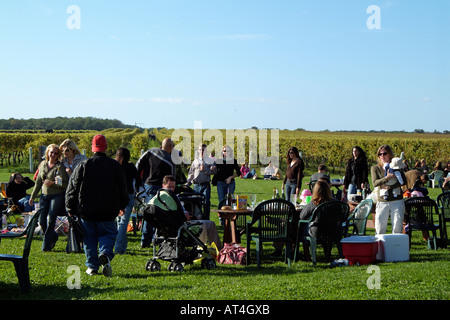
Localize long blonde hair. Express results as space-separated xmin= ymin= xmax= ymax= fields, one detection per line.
xmin=59 ymin=139 xmax=81 ymax=157
xmin=44 ymin=144 xmax=60 ymax=161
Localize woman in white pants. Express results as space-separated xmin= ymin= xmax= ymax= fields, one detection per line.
xmin=371 ymin=145 xmax=406 ymax=234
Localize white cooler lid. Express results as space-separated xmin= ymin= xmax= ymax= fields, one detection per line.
xmin=341 ymin=236 xmax=377 ymax=243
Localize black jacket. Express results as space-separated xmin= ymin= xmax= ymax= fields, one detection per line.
xmin=136 ymin=148 xmax=175 ymax=186
xmin=65 ymin=153 xmax=128 ymax=221
xmin=6 ymin=176 xmax=35 ymax=204
xmin=344 ymin=157 xmax=369 ymax=189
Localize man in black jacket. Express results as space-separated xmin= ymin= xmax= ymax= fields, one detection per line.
xmin=66 ymin=135 xmax=128 ymax=276
xmin=136 ymin=137 xmax=176 ymax=248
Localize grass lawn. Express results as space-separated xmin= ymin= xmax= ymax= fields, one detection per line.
xmin=0 ymin=167 xmax=449 ymax=302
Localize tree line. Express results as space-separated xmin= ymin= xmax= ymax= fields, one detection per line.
xmin=0 ymin=117 xmax=137 ymax=131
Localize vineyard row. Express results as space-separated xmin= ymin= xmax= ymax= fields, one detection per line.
xmin=1 ymin=129 xmax=449 ymax=171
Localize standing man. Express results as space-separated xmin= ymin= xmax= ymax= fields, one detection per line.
xmin=66 ymin=135 xmax=128 ymax=276
xmin=136 ymin=138 xmax=176 ymax=248
xmin=186 ymin=144 xmax=217 ymax=220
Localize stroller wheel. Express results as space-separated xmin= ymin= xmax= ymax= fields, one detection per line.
xmin=201 ymin=258 xmax=216 ymax=270
xmin=173 ymin=263 xmax=184 ymax=272
xmin=168 ymin=262 xmax=175 ymax=272
xmin=145 ymin=260 xmax=161 ymax=272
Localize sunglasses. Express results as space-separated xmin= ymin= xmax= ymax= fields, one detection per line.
xmin=378 ymin=152 xmax=388 ymax=156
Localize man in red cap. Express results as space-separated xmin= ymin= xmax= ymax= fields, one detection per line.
xmin=66 ymin=135 xmax=128 ymax=276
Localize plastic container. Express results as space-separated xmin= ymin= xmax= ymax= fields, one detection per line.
xmin=341 ymin=236 xmax=378 ymax=265
xmin=375 ymin=234 xmax=409 ymax=262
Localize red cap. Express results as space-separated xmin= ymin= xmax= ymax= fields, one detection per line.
xmin=92 ymin=135 xmax=107 ymax=152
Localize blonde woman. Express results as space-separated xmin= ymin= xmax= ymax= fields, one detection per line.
xmin=29 ymin=144 xmax=69 ymax=251
xmin=371 ymin=145 xmax=406 ymax=234
xmin=59 ymin=139 xmax=87 ymax=176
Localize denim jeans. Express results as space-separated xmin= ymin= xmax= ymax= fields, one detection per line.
xmin=141 ymin=184 xmax=161 ymax=246
xmin=81 ymin=219 xmax=117 ymax=271
xmin=193 ymin=183 xmax=211 ymax=220
xmin=18 ymin=196 xmax=34 ymax=212
xmin=347 ymin=183 xmax=357 ymax=195
xmin=243 ymin=169 xmax=256 ymax=179
xmin=284 ymin=181 xmax=297 ymax=201
xmin=39 ymin=193 xmax=65 ymax=251
xmin=217 ymin=180 xmax=236 ymax=204
xmin=115 ymin=193 xmax=135 ymax=253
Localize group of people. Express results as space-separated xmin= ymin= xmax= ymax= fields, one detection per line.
xmin=5 ymin=139 xmax=88 ymax=252
xmin=5 ymin=136 xmax=448 ymax=273
xmin=239 ymin=161 xmax=283 ymax=181
xmin=337 ymin=145 xmax=449 ymax=235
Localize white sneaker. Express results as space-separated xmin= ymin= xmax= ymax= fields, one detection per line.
xmin=86 ymin=268 xmax=98 ymax=276
xmin=99 ymin=254 xmax=112 ymax=277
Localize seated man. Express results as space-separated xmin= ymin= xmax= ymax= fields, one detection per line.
xmin=6 ymin=173 xmax=35 ymax=212
xmin=263 ymin=162 xmax=275 ymax=180
xmin=403 ymin=169 xmax=429 ymax=196
xmin=310 ymin=164 xmax=330 ymax=183
xmin=150 ymin=175 xmax=222 ymax=250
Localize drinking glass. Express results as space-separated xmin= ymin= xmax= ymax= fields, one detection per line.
xmin=250 ymin=194 xmax=257 ymax=209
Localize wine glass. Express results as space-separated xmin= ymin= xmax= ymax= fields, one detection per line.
xmin=250 ymin=194 xmax=257 ymax=209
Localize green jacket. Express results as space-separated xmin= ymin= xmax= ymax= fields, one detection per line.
xmin=371 ymin=165 xmax=405 ymax=202
xmin=31 ymin=160 xmax=68 ymax=200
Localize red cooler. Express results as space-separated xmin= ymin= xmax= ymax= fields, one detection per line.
xmin=341 ymin=236 xmax=378 ymax=265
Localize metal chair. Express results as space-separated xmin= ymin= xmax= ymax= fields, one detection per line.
xmin=246 ymin=199 xmax=296 ymax=268
xmin=404 ymin=197 xmax=441 ymax=250
xmin=436 ymin=191 xmax=450 ymax=248
xmin=295 ymin=201 xmax=349 ymax=265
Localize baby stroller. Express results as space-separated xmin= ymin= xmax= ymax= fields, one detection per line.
xmin=137 ymin=188 xmax=216 ymax=272
xmin=175 ymin=185 xmax=207 ymax=220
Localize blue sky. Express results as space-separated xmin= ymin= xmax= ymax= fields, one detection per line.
xmin=0 ymin=1 xmax=449 ymax=132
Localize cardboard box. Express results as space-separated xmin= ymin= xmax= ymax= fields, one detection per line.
xmin=237 ymin=195 xmax=248 ymax=210
xmin=375 ymin=234 xmax=409 ymax=262
xmin=341 ymin=236 xmax=378 ymax=265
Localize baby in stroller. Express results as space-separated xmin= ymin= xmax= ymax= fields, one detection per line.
xmin=138 ymin=176 xmax=220 ymax=272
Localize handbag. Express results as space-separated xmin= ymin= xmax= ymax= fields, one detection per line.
xmin=217 ymin=242 xmax=246 ymax=265
xmin=66 ymin=216 xmax=84 ymax=253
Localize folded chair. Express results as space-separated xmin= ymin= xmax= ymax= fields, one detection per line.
xmin=0 ymin=208 xmax=42 ymax=293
